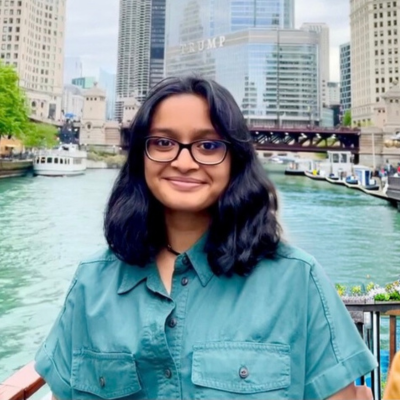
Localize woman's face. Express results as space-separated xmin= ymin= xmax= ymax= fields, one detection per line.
xmin=144 ymin=94 xmax=231 ymax=213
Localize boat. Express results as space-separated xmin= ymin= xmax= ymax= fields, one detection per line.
xmin=304 ymin=170 xmax=327 ymax=181
xmin=325 ymin=174 xmax=346 ymax=186
xmin=33 ymin=144 xmax=87 ymax=177
xmin=353 ymin=166 xmax=380 ymax=191
xmin=285 ymin=159 xmax=312 ymax=176
xmin=344 ymin=175 xmax=359 ymax=187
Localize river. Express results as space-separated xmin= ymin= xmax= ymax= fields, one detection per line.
xmin=1 ymin=169 xmax=400 ymax=381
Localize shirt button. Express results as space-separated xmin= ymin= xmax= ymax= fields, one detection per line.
xmin=164 ymin=369 xmax=172 ymax=379
xmin=168 ymin=317 xmax=178 ymax=328
xmin=182 ymin=256 xmax=190 ymax=266
xmin=239 ymin=367 xmax=249 ymax=379
xmin=181 ymin=277 xmax=189 ymax=286
xmin=99 ymin=376 xmax=106 ymax=387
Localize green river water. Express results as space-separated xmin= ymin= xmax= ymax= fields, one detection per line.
xmin=1 ymin=169 xmax=399 ymax=381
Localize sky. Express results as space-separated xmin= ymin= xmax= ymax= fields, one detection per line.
xmin=65 ymin=0 xmax=350 ymax=82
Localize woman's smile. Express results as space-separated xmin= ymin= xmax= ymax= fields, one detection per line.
xmin=163 ymin=176 xmax=207 ymax=190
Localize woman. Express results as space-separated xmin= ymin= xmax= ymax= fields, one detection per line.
xmin=35 ymin=76 xmax=376 ymax=399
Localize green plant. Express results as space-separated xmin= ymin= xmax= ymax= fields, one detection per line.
xmin=335 ymin=284 xmax=346 ymax=297
xmin=374 ymin=293 xmax=390 ymax=301
xmin=351 ymin=285 xmax=362 ymax=296
xmin=366 ymin=282 xmax=376 ymax=293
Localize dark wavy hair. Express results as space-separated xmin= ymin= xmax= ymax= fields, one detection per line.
xmin=104 ymin=76 xmax=281 ymax=276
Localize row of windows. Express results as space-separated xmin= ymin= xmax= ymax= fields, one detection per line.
xmin=0 ymin=0 xmax=22 ymax=6
xmin=36 ymin=157 xmax=81 ymax=165
xmin=373 ymin=11 xmax=398 ymax=18
xmin=373 ymin=1 xmax=397 ymax=8
xmin=0 ymin=8 xmax=22 ymax=16
xmin=1 ymin=34 xmax=19 ymax=41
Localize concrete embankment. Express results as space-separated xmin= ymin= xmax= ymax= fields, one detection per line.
xmin=0 ymin=160 xmax=33 ymax=179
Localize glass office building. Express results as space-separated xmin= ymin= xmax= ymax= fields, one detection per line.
xmin=165 ymin=0 xmax=320 ymax=125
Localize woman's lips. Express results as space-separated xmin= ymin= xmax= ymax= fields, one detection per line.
xmin=164 ymin=177 xmax=206 ymax=190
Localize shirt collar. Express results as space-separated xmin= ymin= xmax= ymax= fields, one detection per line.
xmin=185 ymin=232 xmax=214 ymax=287
xmin=117 ymin=260 xmax=155 ymax=295
xmin=117 ymin=232 xmax=214 ymax=294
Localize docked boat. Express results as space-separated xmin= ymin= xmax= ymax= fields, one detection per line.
xmin=33 ymin=144 xmax=87 ymax=177
xmin=304 ymin=170 xmax=327 ymax=181
xmin=285 ymin=159 xmax=312 ymax=176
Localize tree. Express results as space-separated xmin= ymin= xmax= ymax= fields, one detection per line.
xmin=343 ymin=110 xmax=352 ymax=127
xmin=0 ymin=61 xmax=57 ymax=147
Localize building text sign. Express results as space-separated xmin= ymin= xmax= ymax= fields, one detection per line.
xmin=180 ymin=36 xmax=226 ymax=55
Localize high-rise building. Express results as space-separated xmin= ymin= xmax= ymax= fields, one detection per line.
xmin=301 ymin=23 xmax=330 ymax=108
xmin=327 ymin=82 xmax=340 ymax=106
xmin=0 ymin=0 xmax=66 ymax=121
xmin=115 ymin=0 xmax=166 ymax=121
xmin=340 ymin=42 xmax=351 ymax=112
xmin=72 ymin=76 xmax=96 ymax=90
xmin=165 ymin=0 xmax=319 ymax=126
xmin=99 ymin=69 xmax=117 ymax=121
xmin=350 ymin=0 xmax=400 ymax=126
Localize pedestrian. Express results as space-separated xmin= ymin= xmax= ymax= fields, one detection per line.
xmin=34 ymin=76 xmax=376 ymax=400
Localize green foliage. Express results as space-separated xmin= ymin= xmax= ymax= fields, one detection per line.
xmin=375 ymin=293 xmax=391 ymax=301
xmin=351 ymin=285 xmax=362 ymax=296
xmin=0 ymin=62 xmax=30 ymax=140
xmin=366 ymin=282 xmax=376 ymax=292
xmin=23 ymin=123 xmax=58 ymax=148
xmin=342 ymin=110 xmax=351 ymax=127
xmin=335 ymin=284 xmax=346 ymax=297
xmin=0 ymin=62 xmax=56 ymax=148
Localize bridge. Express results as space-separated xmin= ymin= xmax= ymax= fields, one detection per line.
xmin=250 ymin=126 xmax=360 ymax=153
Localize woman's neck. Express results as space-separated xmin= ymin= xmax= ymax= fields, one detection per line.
xmin=164 ymin=210 xmax=210 ymax=254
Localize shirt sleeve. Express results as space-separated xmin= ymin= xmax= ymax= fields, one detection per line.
xmin=304 ymin=261 xmax=378 ymax=400
xmin=34 ymin=274 xmax=79 ymax=400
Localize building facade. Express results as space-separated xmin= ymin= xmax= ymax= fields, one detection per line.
xmin=327 ymin=82 xmax=340 ymax=106
xmin=340 ymin=42 xmax=351 ymax=112
xmin=350 ymin=0 xmax=400 ymax=126
xmin=72 ymin=76 xmax=95 ymax=89
xmin=0 ymin=0 xmax=66 ymax=121
xmin=62 ymin=84 xmax=84 ymax=121
xmin=115 ymin=0 xmax=166 ymax=121
xmin=165 ymin=0 xmax=319 ymax=126
xmin=99 ymin=69 xmax=117 ymax=121
xmin=301 ymin=23 xmax=330 ymax=108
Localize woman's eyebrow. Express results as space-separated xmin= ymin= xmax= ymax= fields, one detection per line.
xmin=149 ymin=128 xmax=218 ymax=138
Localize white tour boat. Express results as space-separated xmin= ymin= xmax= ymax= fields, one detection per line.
xmin=33 ymin=144 xmax=87 ymax=177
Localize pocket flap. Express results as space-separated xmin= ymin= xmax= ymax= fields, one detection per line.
xmin=192 ymin=342 xmax=290 ymax=394
xmin=71 ymin=349 xmax=141 ymax=399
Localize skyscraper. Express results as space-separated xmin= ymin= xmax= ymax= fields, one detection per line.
xmin=340 ymin=43 xmax=351 ymax=112
xmin=99 ymin=69 xmax=117 ymax=121
xmin=301 ymin=23 xmax=330 ymax=108
xmin=350 ymin=0 xmax=399 ymax=125
xmin=0 ymin=0 xmax=67 ymax=121
xmin=165 ymin=0 xmax=319 ymax=126
xmin=115 ymin=0 xmax=166 ymax=121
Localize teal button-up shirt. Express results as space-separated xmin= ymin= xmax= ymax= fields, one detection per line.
xmin=35 ymin=237 xmax=377 ymax=400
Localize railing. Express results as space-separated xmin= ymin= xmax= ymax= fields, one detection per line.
xmin=0 ymin=362 xmax=44 ymax=400
xmin=1 ymin=302 xmax=400 ymax=400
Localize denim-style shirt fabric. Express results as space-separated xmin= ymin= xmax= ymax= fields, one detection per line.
xmin=35 ymin=237 xmax=377 ymax=400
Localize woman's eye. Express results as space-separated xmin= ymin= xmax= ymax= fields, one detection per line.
xmin=199 ymin=141 xmax=220 ymax=150
xmin=155 ymin=139 xmax=174 ymax=147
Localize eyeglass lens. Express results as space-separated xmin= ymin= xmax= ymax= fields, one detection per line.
xmin=146 ymin=137 xmax=227 ymax=164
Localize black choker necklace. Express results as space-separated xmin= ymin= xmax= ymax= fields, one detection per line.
xmin=166 ymin=244 xmax=181 ymax=256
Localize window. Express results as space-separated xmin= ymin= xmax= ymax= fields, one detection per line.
xmin=46 ymin=157 xmax=52 ymax=163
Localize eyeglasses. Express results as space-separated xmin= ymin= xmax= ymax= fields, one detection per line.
xmin=145 ymin=136 xmax=230 ymax=165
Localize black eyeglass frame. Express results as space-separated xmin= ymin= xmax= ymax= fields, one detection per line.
xmin=144 ymin=136 xmax=231 ymax=166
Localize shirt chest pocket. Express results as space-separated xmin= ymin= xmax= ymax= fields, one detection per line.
xmin=191 ymin=342 xmax=291 ymax=399
xmin=71 ymin=349 xmax=143 ymax=400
